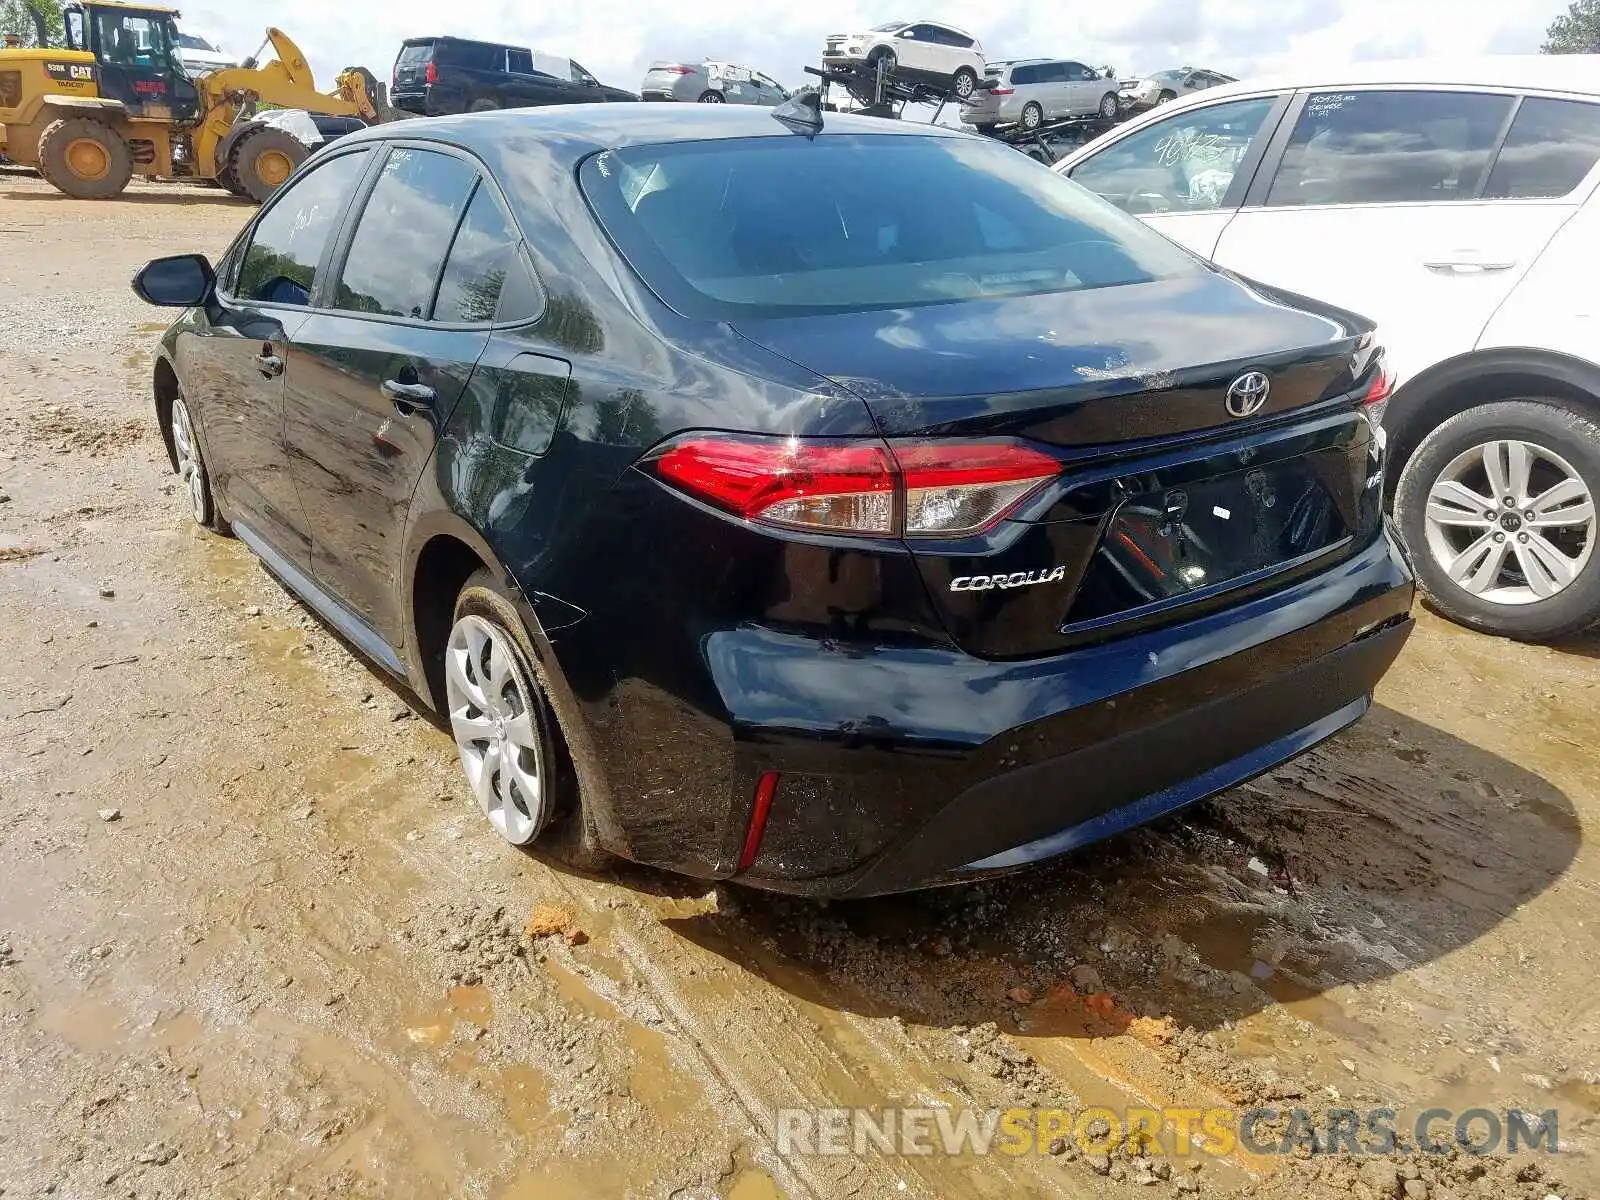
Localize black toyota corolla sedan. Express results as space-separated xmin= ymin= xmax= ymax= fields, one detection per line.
xmin=134 ymin=103 xmax=1414 ymax=897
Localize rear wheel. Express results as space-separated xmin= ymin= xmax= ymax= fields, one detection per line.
xmin=1020 ymin=101 xmax=1043 ymax=130
xmin=1157 ymin=89 xmax=1177 ymax=105
xmin=37 ymin=116 xmax=133 ymax=199
xmin=228 ymin=127 xmax=307 ymax=204
xmin=951 ymin=67 xmax=978 ymax=99
xmin=446 ymin=570 xmax=610 ymax=869
xmin=1395 ymin=398 xmax=1600 ymax=641
xmin=696 ymin=89 xmax=725 ymax=103
xmin=467 ymin=97 xmax=500 ymax=113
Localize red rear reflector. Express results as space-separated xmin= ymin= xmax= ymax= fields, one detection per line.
xmin=739 ymin=771 xmax=780 ymax=870
xmin=425 ymin=61 xmax=438 ymax=84
xmin=989 ymin=86 xmax=1014 ymax=96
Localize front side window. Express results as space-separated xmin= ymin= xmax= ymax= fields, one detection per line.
xmin=1267 ymin=89 xmax=1512 ymax=207
xmin=1036 ymin=62 xmax=1067 ymax=84
xmin=1068 ymin=95 xmax=1280 ymax=214
xmin=1485 ymin=97 xmax=1600 ymax=199
xmin=235 ymin=150 xmax=372 ymax=306
xmin=334 ymin=147 xmax=478 ymax=319
xmin=580 ymin=134 xmax=1199 ymax=319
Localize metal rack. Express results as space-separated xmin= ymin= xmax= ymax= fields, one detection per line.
xmin=980 ymin=114 xmax=1119 ymax=164
xmin=800 ymin=61 xmax=983 ymax=124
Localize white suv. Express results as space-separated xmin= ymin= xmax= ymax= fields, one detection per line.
xmin=822 ymin=20 xmax=985 ymax=99
xmin=1053 ymin=56 xmax=1600 ymax=641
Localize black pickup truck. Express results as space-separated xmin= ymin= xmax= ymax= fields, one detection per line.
xmin=391 ymin=36 xmax=637 ymax=115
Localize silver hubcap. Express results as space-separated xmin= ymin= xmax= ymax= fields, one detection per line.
xmin=956 ymin=74 xmax=973 ymax=97
xmin=445 ymin=615 xmax=547 ymax=845
xmin=1424 ymin=438 xmax=1596 ymax=606
xmin=170 ymin=396 xmax=206 ymax=523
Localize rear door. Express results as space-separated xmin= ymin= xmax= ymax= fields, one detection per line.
xmin=1062 ymin=92 xmax=1290 ymax=258
xmin=1061 ymin=62 xmax=1095 ymax=116
xmin=283 ymin=144 xmax=490 ymax=648
xmin=1211 ymin=86 xmax=1584 ymax=388
xmin=392 ymin=40 xmax=433 ymax=95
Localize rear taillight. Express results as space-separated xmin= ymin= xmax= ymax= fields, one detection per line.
xmin=989 ymin=86 xmax=1014 ymax=96
xmin=666 ymin=65 xmax=695 ymax=75
xmin=425 ymin=61 xmax=438 ymax=84
xmin=1361 ymin=357 xmax=1393 ymax=429
xmin=647 ymin=435 xmax=1060 ymax=538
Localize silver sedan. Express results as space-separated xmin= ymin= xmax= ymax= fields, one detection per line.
xmin=640 ymin=60 xmax=791 ymax=105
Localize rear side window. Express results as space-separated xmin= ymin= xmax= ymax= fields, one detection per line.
xmin=1037 ymin=62 xmax=1068 ymax=84
xmin=580 ymin=134 xmax=1198 ymax=319
xmin=235 ymin=150 xmax=372 ymax=306
xmin=435 ymin=183 xmax=539 ymax=323
xmin=437 ymin=40 xmax=504 ymax=71
xmin=1267 ymin=89 xmax=1512 ymax=207
xmin=507 ymin=48 xmax=533 ymax=74
xmin=1485 ymin=97 xmax=1600 ymax=199
xmin=1011 ymin=64 xmax=1038 ymax=86
xmin=333 ymin=147 xmax=477 ymax=319
xmin=1069 ymin=95 xmax=1280 ymax=214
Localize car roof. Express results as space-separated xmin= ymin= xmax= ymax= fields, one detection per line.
xmin=1184 ymin=55 xmax=1600 ymax=101
xmin=334 ymin=102 xmax=973 ymax=166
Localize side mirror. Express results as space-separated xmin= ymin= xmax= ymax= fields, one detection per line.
xmin=133 ymin=253 xmax=215 ymax=307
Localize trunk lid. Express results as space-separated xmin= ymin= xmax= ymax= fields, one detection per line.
xmin=733 ymin=272 xmax=1385 ymax=659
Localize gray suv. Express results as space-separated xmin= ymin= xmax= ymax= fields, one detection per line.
xmin=961 ymin=59 xmax=1121 ymax=132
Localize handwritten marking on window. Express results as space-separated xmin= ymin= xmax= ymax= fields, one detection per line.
xmin=1152 ymin=130 xmax=1238 ymax=167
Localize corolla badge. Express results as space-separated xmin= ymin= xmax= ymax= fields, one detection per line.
xmin=1225 ymin=371 xmax=1271 ymax=418
xmin=951 ymin=567 xmax=1069 ymax=593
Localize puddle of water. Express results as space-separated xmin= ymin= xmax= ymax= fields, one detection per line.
xmin=495 ymin=1063 xmax=557 ymax=1139
xmin=724 ymin=1168 xmax=785 ymax=1199
xmin=403 ymin=985 xmax=494 ymax=1048
xmin=38 ymin=997 xmax=127 ymax=1052
xmin=545 ymin=962 xmax=621 ymax=1022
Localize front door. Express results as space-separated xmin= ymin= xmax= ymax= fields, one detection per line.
xmin=202 ymin=147 xmax=377 ymax=566
xmin=283 ymin=145 xmax=492 ymax=648
xmin=1063 ymin=92 xmax=1289 ymax=259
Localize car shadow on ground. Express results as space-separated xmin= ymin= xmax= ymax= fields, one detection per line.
xmin=0 ymin=189 xmax=249 ymax=206
xmin=653 ymin=705 xmax=1579 ymax=1038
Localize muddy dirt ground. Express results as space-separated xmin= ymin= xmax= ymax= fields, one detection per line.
xmin=1 ymin=170 xmax=1597 ymax=1200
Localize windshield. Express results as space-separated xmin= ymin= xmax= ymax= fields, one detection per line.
xmin=579 ymin=134 xmax=1199 ymax=320
xmin=95 ymin=10 xmax=180 ymax=72
xmin=176 ymin=33 xmax=216 ymax=52
xmin=869 ymin=21 xmax=907 ymax=31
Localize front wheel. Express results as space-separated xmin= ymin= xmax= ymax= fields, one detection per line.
xmin=1395 ymin=398 xmax=1600 ymax=641
xmin=1156 ymin=90 xmax=1177 ymax=105
xmin=169 ymin=392 xmax=228 ymax=534
xmin=228 ymin=127 xmax=308 ymax=204
xmin=696 ymin=89 xmax=725 ymax=103
xmin=1099 ymin=92 xmax=1120 ymax=119
xmin=951 ymin=67 xmax=978 ymax=99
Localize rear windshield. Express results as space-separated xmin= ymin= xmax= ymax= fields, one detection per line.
xmin=579 ymin=134 xmax=1199 ymax=319
xmin=397 ymin=43 xmax=433 ymax=66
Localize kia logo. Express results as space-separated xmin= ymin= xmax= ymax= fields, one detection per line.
xmin=1225 ymin=371 xmax=1271 ymax=418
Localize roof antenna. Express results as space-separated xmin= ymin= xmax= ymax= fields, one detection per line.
xmin=772 ymin=88 xmax=824 ymax=137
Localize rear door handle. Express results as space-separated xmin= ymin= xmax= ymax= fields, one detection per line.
xmin=381 ymin=378 xmax=436 ymax=413
xmin=256 ymin=350 xmax=284 ymax=378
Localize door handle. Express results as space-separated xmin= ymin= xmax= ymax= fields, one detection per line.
xmin=1423 ymin=258 xmax=1516 ymax=275
xmin=381 ymin=378 xmax=436 ymax=413
xmin=255 ymin=349 xmax=284 ymax=378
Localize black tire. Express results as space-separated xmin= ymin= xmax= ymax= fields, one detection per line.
xmin=952 ymin=67 xmax=978 ymax=99
xmin=467 ymin=97 xmax=500 ymax=113
xmin=167 ymin=388 xmax=230 ymax=536
xmin=228 ymin=127 xmax=308 ymax=204
xmin=449 ymin=569 xmax=612 ymax=872
xmin=1020 ymin=101 xmax=1043 ymax=130
xmin=696 ymin=89 xmax=725 ymax=103
xmin=37 ymin=116 xmax=133 ymax=199
xmin=1157 ymin=89 xmax=1177 ymax=105
xmin=215 ymin=163 xmax=248 ymax=197
xmin=1099 ymin=91 xmax=1120 ymax=119
xmin=867 ymin=47 xmax=897 ymax=79
xmin=1394 ymin=398 xmax=1600 ymax=641
xmin=973 ymin=123 xmax=997 ymax=136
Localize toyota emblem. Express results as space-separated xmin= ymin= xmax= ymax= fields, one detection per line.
xmin=1225 ymin=371 xmax=1271 ymax=418
xmin=1222 ymin=371 xmax=1273 ymax=419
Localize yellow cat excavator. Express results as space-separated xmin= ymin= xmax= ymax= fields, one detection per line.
xmin=0 ymin=1 xmax=404 ymax=202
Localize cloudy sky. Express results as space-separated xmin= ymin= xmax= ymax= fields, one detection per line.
xmin=175 ymin=0 xmax=1567 ymax=96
